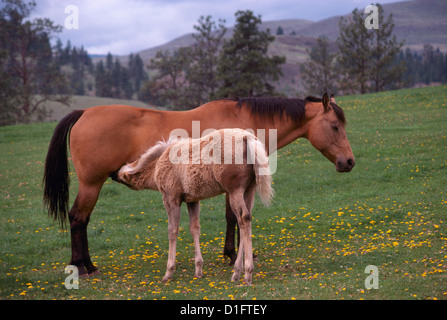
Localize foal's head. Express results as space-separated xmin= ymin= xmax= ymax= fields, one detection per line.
xmin=116 ymin=140 xmax=173 ymax=190
xmin=306 ymin=93 xmax=355 ymax=172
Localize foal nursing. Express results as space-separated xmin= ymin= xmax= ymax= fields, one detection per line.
xmin=115 ymin=128 xmax=274 ymax=285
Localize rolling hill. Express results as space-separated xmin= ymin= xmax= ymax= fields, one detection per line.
xmin=126 ymin=0 xmax=447 ymax=63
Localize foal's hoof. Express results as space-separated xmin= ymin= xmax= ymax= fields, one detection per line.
xmin=162 ymin=275 xmax=171 ymax=282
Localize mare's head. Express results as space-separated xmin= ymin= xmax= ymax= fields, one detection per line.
xmin=306 ymin=93 xmax=355 ymax=172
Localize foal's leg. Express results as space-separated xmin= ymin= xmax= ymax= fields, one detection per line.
xmin=162 ymin=195 xmax=181 ymax=282
xmin=225 ymin=190 xmax=257 ymax=265
xmin=229 ymin=191 xmax=254 ymax=285
xmin=187 ymin=202 xmax=203 ymax=279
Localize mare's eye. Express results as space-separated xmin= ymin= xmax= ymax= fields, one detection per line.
xmin=332 ymin=125 xmax=339 ymax=132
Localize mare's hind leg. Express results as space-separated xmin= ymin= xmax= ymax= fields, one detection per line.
xmin=224 ymin=189 xmax=257 ymax=265
xmin=69 ymin=182 xmax=104 ymax=277
xmin=224 ymin=193 xmax=238 ymax=265
xmin=162 ymin=195 xmax=181 ymax=282
xmin=187 ymin=202 xmax=203 ymax=279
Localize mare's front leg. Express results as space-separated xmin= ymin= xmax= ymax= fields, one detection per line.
xmin=162 ymin=195 xmax=181 ymax=282
xmin=187 ymin=202 xmax=203 ymax=279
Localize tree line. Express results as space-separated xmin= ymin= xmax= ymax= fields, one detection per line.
xmin=53 ymin=40 xmax=147 ymax=99
xmin=141 ymin=11 xmax=285 ymax=110
xmin=0 ymin=0 xmax=148 ymax=125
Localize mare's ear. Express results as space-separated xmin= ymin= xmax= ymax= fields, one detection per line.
xmin=322 ymin=93 xmax=330 ymax=112
xmin=330 ymin=94 xmax=336 ymax=104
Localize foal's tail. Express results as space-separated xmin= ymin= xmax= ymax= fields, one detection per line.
xmin=246 ymin=136 xmax=274 ymax=206
xmin=43 ymin=110 xmax=84 ymax=228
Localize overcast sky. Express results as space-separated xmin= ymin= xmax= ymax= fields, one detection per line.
xmin=31 ymin=0 xmax=408 ymax=55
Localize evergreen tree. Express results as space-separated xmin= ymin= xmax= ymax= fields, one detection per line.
xmin=276 ymin=26 xmax=284 ymax=35
xmin=369 ymin=4 xmax=405 ymax=92
xmin=94 ymin=60 xmax=105 ymax=96
xmin=54 ymin=38 xmax=63 ymax=64
xmin=216 ymin=10 xmax=285 ymax=97
xmin=62 ymin=40 xmax=71 ymax=65
xmin=105 ymin=52 xmax=113 ymax=71
xmin=300 ymin=36 xmax=338 ymax=95
xmin=186 ymin=15 xmax=227 ymax=104
xmin=336 ymin=4 xmax=404 ymax=94
xmin=128 ymin=53 xmax=147 ymax=99
xmin=336 ymin=8 xmax=373 ymax=94
xmin=0 ymin=0 xmax=70 ymax=124
xmin=142 ymin=48 xmax=191 ymax=109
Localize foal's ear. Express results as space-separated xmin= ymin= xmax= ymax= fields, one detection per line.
xmin=322 ymin=93 xmax=330 ymax=112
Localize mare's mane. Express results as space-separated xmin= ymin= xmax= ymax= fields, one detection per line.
xmin=221 ymin=96 xmax=346 ymax=124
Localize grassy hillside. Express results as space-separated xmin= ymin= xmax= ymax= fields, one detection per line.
xmin=0 ymin=85 xmax=446 ymax=300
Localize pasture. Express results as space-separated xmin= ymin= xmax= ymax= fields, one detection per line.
xmin=1 ymin=85 xmax=446 ymax=300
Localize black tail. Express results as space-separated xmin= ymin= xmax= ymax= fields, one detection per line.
xmin=43 ymin=110 xmax=84 ymax=228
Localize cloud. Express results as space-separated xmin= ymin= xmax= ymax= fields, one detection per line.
xmin=31 ymin=0 xmax=407 ymax=55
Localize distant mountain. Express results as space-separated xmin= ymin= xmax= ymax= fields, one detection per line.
xmin=128 ymin=0 xmax=446 ymax=63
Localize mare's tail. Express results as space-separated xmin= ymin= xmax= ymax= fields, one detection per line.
xmin=43 ymin=110 xmax=84 ymax=228
xmin=246 ymin=136 xmax=274 ymax=206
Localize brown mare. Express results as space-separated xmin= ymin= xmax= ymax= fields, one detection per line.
xmin=115 ymin=129 xmax=273 ymax=284
xmin=43 ymin=93 xmax=354 ymax=276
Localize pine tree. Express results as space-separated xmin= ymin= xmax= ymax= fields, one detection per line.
xmin=187 ymin=15 xmax=227 ymax=104
xmin=128 ymin=53 xmax=147 ymax=99
xmin=215 ymin=10 xmax=285 ymax=97
xmin=276 ymin=26 xmax=284 ymax=35
xmin=369 ymin=4 xmax=405 ymax=92
xmin=0 ymin=0 xmax=70 ymax=124
xmin=336 ymin=8 xmax=373 ymax=94
xmin=300 ymin=36 xmax=338 ymax=95
xmin=336 ymin=4 xmax=404 ymax=94
xmin=143 ymin=48 xmax=191 ymax=109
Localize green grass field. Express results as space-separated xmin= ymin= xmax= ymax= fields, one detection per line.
xmin=1 ymin=85 xmax=446 ymax=300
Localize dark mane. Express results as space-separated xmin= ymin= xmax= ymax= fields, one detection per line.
xmin=227 ymin=97 xmax=307 ymax=123
xmin=304 ymin=96 xmax=346 ymax=124
xmin=221 ymin=96 xmax=345 ymax=124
